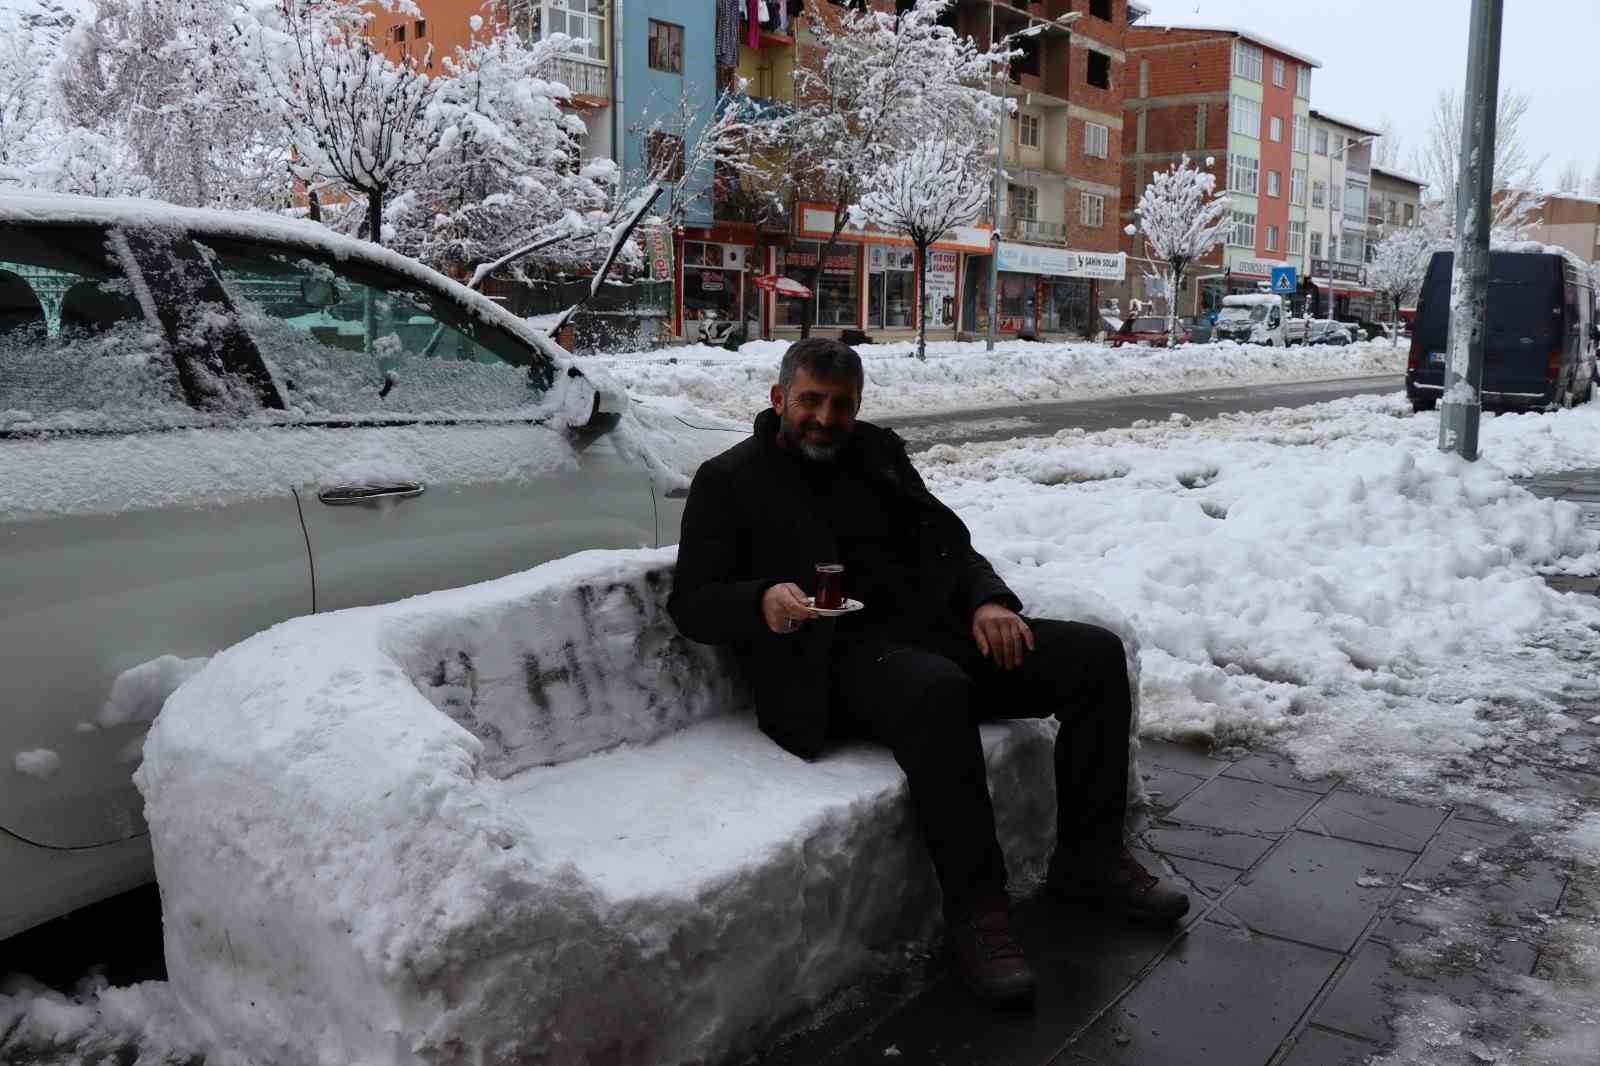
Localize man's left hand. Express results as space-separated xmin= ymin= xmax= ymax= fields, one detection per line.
xmin=972 ymin=603 xmax=1034 ymax=671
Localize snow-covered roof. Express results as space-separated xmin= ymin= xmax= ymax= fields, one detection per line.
xmin=1543 ymin=190 xmax=1600 ymax=207
xmin=0 ymin=191 xmax=574 ymax=369
xmin=1132 ymin=23 xmax=1321 ymax=68
xmin=1309 ymin=110 xmax=1385 ymax=139
xmin=1371 ymin=165 xmax=1427 ymax=189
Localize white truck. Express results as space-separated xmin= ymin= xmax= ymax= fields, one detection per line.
xmin=1212 ymin=293 xmax=1287 ymax=347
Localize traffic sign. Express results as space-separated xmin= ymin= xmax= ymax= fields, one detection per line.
xmin=1271 ymin=266 xmax=1298 ymax=294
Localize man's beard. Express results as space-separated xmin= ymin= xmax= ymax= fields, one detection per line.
xmin=781 ymin=418 xmax=847 ymax=462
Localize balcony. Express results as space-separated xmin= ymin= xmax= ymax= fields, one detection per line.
xmin=549 ymin=56 xmax=609 ymax=104
xmin=1003 ymin=216 xmax=1069 ymax=243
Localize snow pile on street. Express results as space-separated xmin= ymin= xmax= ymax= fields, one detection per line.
xmin=0 ymin=974 xmax=203 ymax=1065
xmin=591 ymin=336 xmax=1405 ymax=422
xmin=135 ymin=548 xmax=1060 ymax=1066
xmin=920 ymin=394 xmax=1600 ymax=820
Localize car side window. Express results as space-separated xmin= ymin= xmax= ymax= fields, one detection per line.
xmin=0 ymin=224 xmax=191 ymax=433
xmin=202 ymin=240 xmax=555 ymax=419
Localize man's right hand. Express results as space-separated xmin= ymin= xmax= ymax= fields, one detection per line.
xmin=762 ymin=582 xmax=813 ymax=635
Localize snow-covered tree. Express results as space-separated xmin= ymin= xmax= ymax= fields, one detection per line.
xmin=0 ymin=4 xmax=57 ymax=183
xmin=252 ymin=0 xmax=443 ymax=244
xmin=1124 ymin=154 xmax=1232 ymax=347
xmin=1367 ymin=225 xmax=1436 ymax=348
xmin=1554 ymin=159 xmax=1584 ymax=194
xmin=625 ymin=79 xmax=771 ymax=232
xmin=779 ymin=0 xmax=1006 ymax=336
xmin=1372 ymin=116 xmax=1404 ymax=170
xmin=1416 ymin=87 xmax=1546 ymax=238
xmin=384 ymin=23 xmax=614 ymax=278
xmin=855 ymin=139 xmax=988 ymax=361
xmin=1585 ymin=158 xmax=1600 ymax=199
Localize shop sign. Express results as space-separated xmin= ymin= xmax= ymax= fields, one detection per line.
xmin=783 ymin=248 xmax=856 ymax=274
xmin=700 ymin=270 xmax=724 ymax=292
xmin=994 ymin=242 xmax=1126 ymax=280
xmin=797 ymin=202 xmax=992 ymax=254
xmin=1229 ymin=257 xmax=1284 ymax=280
xmin=924 ymin=251 xmax=958 ymax=327
xmin=647 ymin=225 xmax=674 ymax=282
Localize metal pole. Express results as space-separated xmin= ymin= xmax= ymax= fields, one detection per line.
xmin=1438 ymin=0 xmax=1503 ymax=461
xmin=986 ymin=1 xmax=1002 ymax=352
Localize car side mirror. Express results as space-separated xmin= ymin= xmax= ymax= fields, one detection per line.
xmin=300 ymin=277 xmax=342 ymax=308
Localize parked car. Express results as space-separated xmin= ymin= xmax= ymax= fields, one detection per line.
xmin=0 ymin=192 xmax=683 ymax=940
xmin=1407 ymin=249 xmax=1598 ymax=413
xmin=1110 ymin=316 xmax=1192 ymax=347
xmin=1180 ymin=314 xmax=1214 ymax=343
xmin=1212 ymin=294 xmax=1287 ymax=346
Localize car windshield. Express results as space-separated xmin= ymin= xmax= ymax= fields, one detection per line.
xmin=1130 ymin=318 xmax=1168 ymax=331
xmin=1219 ymin=305 xmax=1266 ymax=324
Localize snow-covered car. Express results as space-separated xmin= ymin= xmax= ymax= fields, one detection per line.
xmin=1110 ymin=316 xmax=1191 ymax=347
xmin=0 ymin=192 xmax=675 ymax=940
xmin=1212 ymin=294 xmax=1286 ymax=346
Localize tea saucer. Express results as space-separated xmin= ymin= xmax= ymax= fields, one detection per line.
xmin=802 ymin=597 xmax=864 ymax=617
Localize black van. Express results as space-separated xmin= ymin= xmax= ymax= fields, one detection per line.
xmin=1406 ymin=250 xmax=1598 ymax=414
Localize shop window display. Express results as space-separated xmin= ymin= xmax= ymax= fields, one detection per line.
xmin=777 ymin=241 xmax=859 ymax=328
xmin=868 ymin=246 xmax=917 ymax=329
xmin=682 ymin=241 xmax=750 ymax=330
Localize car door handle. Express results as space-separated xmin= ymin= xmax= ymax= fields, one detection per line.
xmin=317 ymin=483 xmax=427 ymax=505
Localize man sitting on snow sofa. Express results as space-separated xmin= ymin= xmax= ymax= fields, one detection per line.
xmin=668 ymin=338 xmax=1189 ymax=1005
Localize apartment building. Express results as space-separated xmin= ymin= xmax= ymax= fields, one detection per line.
xmin=1121 ymin=24 xmax=1318 ymax=315
xmin=1368 ymin=166 xmax=1425 ymax=237
xmin=1307 ymin=110 xmax=1381 ymax=319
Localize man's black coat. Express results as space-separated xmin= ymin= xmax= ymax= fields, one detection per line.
xmin=668 ymin=407 xmax=1021 ymax=760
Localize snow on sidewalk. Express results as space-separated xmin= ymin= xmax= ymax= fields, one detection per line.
xmin=587 ymin=336 xmax=1406 ymax=422
xmin=922 ymin=394 xmax=1600 ymax=830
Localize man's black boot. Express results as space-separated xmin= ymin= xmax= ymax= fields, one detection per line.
xmin=1048 ymin=845 xmax=1190 ymax=925
xmin=948 ymin=895 xmax=1036 ymax=1004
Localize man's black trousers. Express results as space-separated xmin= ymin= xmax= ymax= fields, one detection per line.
xmin=830 ymin=618 xmax=1133 ymax=923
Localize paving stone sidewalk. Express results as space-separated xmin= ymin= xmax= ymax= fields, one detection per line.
xmin=750 ymin=469 xmax=1600 ymax=1066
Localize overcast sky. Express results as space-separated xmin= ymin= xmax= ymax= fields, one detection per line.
xmin=1142 ymin=0 xmax=1599 ymax=190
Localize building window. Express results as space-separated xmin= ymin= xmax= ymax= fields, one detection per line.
xmin=1293 ymin=114 xmax=1308 ymax=153
xmin=1344 ymin=181 xmax=1366 ymax=216
xmin=1232 ymin=40 xmax=1263 ymax=82
xmin=1388 ymin=199 xmax=1400 ymax=224
xmin=1341 ymin=229 xmax=1364 ymax=262
xmin=1229 ymin=153 xmax=1259 ymax=195
xmin=683 ymin=241 xmax=752 ymax=327
xmin=1267 ymin=170 xmax=1281 ymax=197
xmin=1296 ymin=65 xmax=1311 ymax=99
xmin=1289 ymin=220 xmax=1306 ymax=255
xmin=1272 ymin=58 xmax=1286 ymax=87
xmin=1314 ymin=127 xmax=1329 ymax=155
xmin=512 ymin=0 xmax=609 ymax=63
xmin=1404 ymin=202 xmax=1416 ymax=225
xmin=1081 ymin=193 xmax=1105 ymax=228
xmin=1229 ymin=210 xmax=1257 ymax=248
xmin=415 ymin=19 xmax=426 ymax=38
xmin=868 ymin=246 xmax=917 ymax=329
xmin=389 ymin=23 xmax=406 ymax=42
xmin=646 ymin=131 xmax=684 ymax=181
xmin=1291 ymin=168 xmax=1306 ymax=206
xmin=1310 ymin=231 xmax=1323 ymax=258
xmin=1230 ymin=95 xmax=1261 ymax=138
xmin=1084 ymin=121 xmax=1109 ymax=158
xmin=1090 ymin=0 xmax=1112 ymax=18
xmin=1269 ymin=116 xmax=1283 ymax=142
xmin=1007 ymin=183 xmax=1038 ymax=221
xmin=1264 ymin=224 xmax=1279 ymax=252
xmin=779 ymin=242 xmax=858 ymax=328
xmin=1019 ymin=112 xmax=1040 ymax=148
xmin=647 ymin=19 xmax=682 ymax=73
xmin=1087 ymin=50 xmax=1111 ymax=90
xmin=1311 ymin=179 xmax=1327 ymax=208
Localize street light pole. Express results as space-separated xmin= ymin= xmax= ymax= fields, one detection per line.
xmin=985 ymin=8 xmax=1081 ymax=352
xmin=1439 ymin=0 xmax=1503 ymax=462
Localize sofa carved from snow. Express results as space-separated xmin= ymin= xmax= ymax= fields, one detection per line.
xmin=137 ymin=548 xmax=1101 ymax=1066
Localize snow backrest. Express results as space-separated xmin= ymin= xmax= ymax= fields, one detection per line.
xmin=380 ymin=552 xmax=746 ymax=779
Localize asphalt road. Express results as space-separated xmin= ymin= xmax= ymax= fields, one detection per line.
xmin=880 ymin=373 xmax=1404 ymax=447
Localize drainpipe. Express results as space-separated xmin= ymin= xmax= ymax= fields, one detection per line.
xmin=611 ymin=0 xmax=625 ymax=168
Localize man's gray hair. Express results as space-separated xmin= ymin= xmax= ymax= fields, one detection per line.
xmin=777 ymin=338 xmax=864 ymax=393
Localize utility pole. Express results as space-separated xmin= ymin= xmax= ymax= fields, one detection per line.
xmin=1438 ymin=0 xmax=1503 ymax=462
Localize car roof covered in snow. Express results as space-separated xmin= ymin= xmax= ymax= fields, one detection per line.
xmin=1221 ymin=293 xmax=1283 ymax=306
xmin=0 ymin=190 xmax=573 ymax=368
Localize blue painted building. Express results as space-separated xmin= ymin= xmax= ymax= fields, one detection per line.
xmin=618 ymin=0 xmax=717 ymax=229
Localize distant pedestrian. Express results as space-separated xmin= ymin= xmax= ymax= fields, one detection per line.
xmin=669 ymin=338 xmax=1189 ymax=1006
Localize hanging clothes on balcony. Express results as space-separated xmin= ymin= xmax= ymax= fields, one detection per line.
xmin=716 ymin=0 xmax=740 ymax=67
xmin=745 ymin=0 xmax=762 ymax=48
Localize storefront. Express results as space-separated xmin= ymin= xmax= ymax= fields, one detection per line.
xmin=775 ymin=241 xmax=861 ymax=330
xmin=678 ymin=236 xmax=760 ymax=342
xmin=1309 ymin=277 xmax=1376 ymax=322
xmin=966 ymin=243 xmax=1127 ymax=337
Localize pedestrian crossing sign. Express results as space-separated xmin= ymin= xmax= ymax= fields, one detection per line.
xmin=1271 ymin=266 xmax=1298 ymax=294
